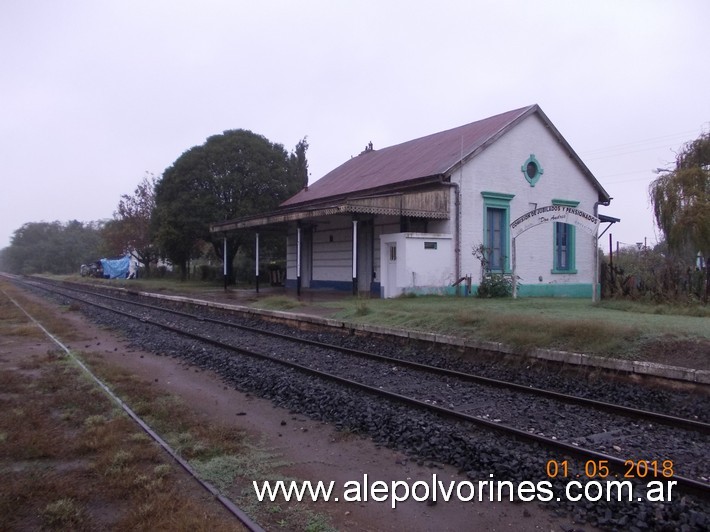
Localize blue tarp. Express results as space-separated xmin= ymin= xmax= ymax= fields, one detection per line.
xmin=100 ymin=256 xmax=131 ymax=279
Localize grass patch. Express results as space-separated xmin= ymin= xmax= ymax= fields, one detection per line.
xmin=480 ymin=314 xmax=639 ymax=355
xmin=353 ymin=294 xmax=372 ymax=316
xmin=49 ymin=273 xmax=234 ymax=294
xmin=0 ymin=282 xmax=244 ymax=531
xmin=42 ymin=498 xmax=86 ymax=529
xmin=252 ymin=295 xmax=305 ymax=311
xmin=0 ymin=354 xmax=239 ymax=529
xmin=599 ymin=299 xmax=710 ymax=318
xmin=327 ymin=295 xmax=709 ymax=359
xmin=304 ymin=511 xmax=338 ymax=532
xmin=0 ymin=281 xmax=85 ymax=342
xmin=6 ymin=323 xmax=43 ymax=337
xmin=193 ymin=445 xmax=292 ymax=492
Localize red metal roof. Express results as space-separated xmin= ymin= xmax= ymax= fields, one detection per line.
xmin=281 ymin=105 xmax=537 ymax=207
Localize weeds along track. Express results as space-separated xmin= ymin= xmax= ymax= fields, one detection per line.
xmin=1 ymin=279 xmax=265 ymax=532
xmin=16 ymin=277 xmax=710 ymax=530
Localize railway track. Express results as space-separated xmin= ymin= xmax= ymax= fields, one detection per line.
xmin=0 ymin=280 xmax=265 ymax=532
xmin=20 ymin=277 xmax=710 ymax=503
xmin=42 ymin=281 xmax=710 ymax=432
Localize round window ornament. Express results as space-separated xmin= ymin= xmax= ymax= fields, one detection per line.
xmin=521 ymin=154 xmax=543 ymax=186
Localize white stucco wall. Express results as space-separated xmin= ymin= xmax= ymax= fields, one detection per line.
xmin=455 ymin=113 xmax=600 ymax=295
xmin=379 ymin=233 xmax=453 ymax=297
xmin=285 ymin=112 xmax=602 ymax=297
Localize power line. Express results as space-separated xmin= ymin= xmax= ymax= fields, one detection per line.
xmin=584 ymin=143 xmax=679 ymax=162
xmin=598 ymin=171 xmax=651 ymax=185
xmin=604 ymin=176 xmax=655 ymax=185
xmin=580 ymin=129 xmax=699 ymax=158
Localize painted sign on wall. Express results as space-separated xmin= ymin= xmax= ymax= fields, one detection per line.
xmin=510 ymin=205 xmax=599 ymax=238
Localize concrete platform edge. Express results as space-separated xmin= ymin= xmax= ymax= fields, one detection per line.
xmin=125 ymin=289 xmax=710 ymax=385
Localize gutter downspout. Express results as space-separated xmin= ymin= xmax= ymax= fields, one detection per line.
xmin=454 ymin=136 xmax=464 ymax=296
xmin=444 ymin=180 xmax=461 ymax=296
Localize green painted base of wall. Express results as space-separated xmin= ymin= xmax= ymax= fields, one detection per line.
xmin=516 ymin=283 xmax=596 ymax=298
xmin=398 ymin=283 xmax=598 ymax=298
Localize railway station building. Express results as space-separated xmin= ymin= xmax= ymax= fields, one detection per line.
xmin=210 ymin=104 xmax=617 ymax=298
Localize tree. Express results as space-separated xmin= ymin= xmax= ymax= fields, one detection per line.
xmin=649 ymin=131 xmax=710 ymax=261
xmin=104 ymin=173 xmax=159 ymax=276
xmin=1 ymin=220 xmax=104 ymax=274
xmin=650 ymin=132 xmax=710 ymax=302
xmin=153 ymin=130 xmax=307 ymax=281
xmin=289 ymin=136 xmax=309 ymax=190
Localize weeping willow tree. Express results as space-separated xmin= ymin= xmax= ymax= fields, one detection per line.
xmin=649 ymin=132 xmax=710 ymax=261
xmin=649 ymin=132 xmax=709 ymax=301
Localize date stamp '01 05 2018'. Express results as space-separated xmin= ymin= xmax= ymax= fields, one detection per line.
xmin=546 ymin=459 xmax=674 ymax=480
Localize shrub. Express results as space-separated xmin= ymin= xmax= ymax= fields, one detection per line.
xmin=476 ymin=273 xmax=513 ymax=298
xmin=472 ymin=243 xmax=513 ymax=298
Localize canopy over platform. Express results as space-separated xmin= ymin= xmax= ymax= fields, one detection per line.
xmin=210 ymin=188 xmax=450 ymax=233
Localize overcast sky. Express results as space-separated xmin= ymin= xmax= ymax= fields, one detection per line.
xmin=2 ymin=0 xmax=708 ymax=253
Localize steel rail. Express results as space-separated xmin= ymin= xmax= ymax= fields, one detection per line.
xmin=1 ymin=286 xmax=265 ymax=532
xmin=19 ymin=279 xmax=710 ymax=499
xmin=31 ymin=277 xmax=710 ymax=435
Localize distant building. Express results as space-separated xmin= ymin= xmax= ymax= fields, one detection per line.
xmin=211 ymin=104 xmax=617 ymax=297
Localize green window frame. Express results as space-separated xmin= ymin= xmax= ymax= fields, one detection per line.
xmin=551 ymin=199 xmax=578 ymax=274
xmin=521 ymin=154 xmax=544 ymax=187
xmin=481 ymin=191 xmax=515 ymax=273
